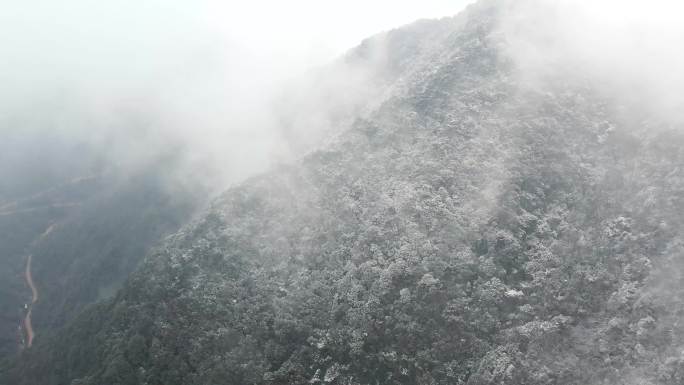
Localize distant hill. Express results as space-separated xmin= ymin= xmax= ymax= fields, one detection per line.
xmin=0 ymin=139 xmax=207 ymax=360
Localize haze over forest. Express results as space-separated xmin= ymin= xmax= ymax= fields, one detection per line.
xmin=2 ymin=1 xmax=684 ymax=384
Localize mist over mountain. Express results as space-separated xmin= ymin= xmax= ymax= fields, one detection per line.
xmin=3 ymin=0 xmax=684 ymax=384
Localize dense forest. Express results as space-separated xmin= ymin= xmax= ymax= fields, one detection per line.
xmin=4 ymin=1 xmax=684 ymax=384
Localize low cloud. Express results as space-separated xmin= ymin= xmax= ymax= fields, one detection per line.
xmin=0 ymin=0 xmax=473 ymax=199
xmin=497 ymin=0 xmax=684 ymax=123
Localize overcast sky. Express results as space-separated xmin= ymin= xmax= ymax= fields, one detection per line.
xmin=209 ymin=1 xmax=474 ymax=65
xmin=0 ymin=1 xmax=473 ymax=97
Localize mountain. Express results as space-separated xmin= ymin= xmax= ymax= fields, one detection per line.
xmin=5 ymin=1 xmax=684 ymax=384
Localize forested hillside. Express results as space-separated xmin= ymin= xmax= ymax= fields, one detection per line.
xmin=5 ymin=1 xmax=684 ymax=384
xmin=0 ymin=137 xmax=206 ymax=360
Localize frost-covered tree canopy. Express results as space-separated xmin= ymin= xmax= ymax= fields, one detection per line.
xmin=4 ymin=1 xmax=684 ymax=384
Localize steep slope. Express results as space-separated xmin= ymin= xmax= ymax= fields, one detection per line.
xmin=6 ymin=1 xmax=684 ymax=384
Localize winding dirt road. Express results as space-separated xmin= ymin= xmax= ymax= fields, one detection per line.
xmin=21 ymin=224 xmax=52 ymax=348
xmin=23 ymin=254 xmax=38 ymax=347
